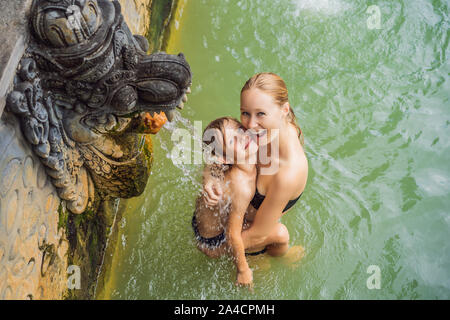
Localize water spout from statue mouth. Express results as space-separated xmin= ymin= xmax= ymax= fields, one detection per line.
xmin=84 ymin=82 xmax=191 ymax=135
xmin=132 ymin=79 xmax=192 ymax=123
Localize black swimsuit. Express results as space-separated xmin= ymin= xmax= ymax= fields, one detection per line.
xmin=192 ymin=215 xmax=226 ymax=249
xmin=192 ymin=190 xmax=302 ymax=254
xmin=192 ymin=215 xmax=267 ymax=255
xmin=250 ymin=189 xmax=303 ymax=212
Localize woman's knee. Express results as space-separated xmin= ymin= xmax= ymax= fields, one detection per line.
xmin=273 ymin=223 xmax=289 ymax=244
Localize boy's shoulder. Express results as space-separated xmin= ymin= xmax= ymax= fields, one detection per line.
xmin=227 ymin=168 xmax=256 ymax=200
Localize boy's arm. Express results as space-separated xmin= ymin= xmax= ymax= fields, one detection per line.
xmin=202 ymin=165 xmax=223 ymax=206
xmin=226 ymin=183 xmax=254 ymax=286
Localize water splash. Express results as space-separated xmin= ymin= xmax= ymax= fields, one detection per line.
xmin=105 ymin=0 xmax=450 ymax=299
xmin=291 ymin=0 xmax=351 ymax=16
xmin=158 ymin=110 xmax=203 ymax=192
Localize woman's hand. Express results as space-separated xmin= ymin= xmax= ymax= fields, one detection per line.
xmin=203 ymin=180 xmax=223 ymax=207
xmin=236 ymin=267 xmax=253 ymax=288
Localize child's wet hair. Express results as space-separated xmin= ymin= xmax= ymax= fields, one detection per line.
xmin=202 ymin=117 xmax=241 ymax=177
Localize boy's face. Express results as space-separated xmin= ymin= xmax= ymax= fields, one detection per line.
xmin=222 ymin=120 xmax=258 ymax=165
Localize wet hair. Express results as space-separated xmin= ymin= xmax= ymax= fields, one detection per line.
xmin=202 ymin=117 xmax=241 ymax=178
xmin=241 ymin=72 xmax=305 ymax=146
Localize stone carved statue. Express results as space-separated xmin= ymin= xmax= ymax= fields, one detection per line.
xmin=6 ymin=0 xmax=192 ymax=214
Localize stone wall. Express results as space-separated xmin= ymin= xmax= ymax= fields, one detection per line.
xmin=119 ymin=0 xmax=178 ymax=52
xmin=0 ymin=0 xmax=32 ymax=116
xmin=0 ymin=0 xmax=177 ymax=300
xmin=118 ymin=0 xmax=152 ymax=36
xmin=0 ymin=112 xmax=69 ymax=300
xmin=0 ymin=0 xmax=69 ymax=300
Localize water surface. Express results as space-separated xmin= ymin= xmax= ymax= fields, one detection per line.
xmin=99 ymin=0 xmax=450 ymax=299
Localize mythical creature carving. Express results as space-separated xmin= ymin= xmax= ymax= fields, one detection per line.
xmin=6 ymin=0 xmax=192 ymax=214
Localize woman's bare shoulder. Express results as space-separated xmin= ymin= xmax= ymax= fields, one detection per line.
xmin=276 ymin=153 xmax=308 ymax=194
xmin=290 ymin=149 xmax=308 ymax=174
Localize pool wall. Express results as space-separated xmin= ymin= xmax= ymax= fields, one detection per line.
xmin=0 ymin=0 xmax=177 ymax=300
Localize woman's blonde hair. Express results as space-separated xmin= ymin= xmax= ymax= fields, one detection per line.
xmin=241 ymin=72 xmax=304 ymax=146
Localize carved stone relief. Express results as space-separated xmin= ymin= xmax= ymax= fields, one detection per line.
xmin=0 ymin=114 xmax=68 ymax=300
xmin=6 ymin=0 xmax=192 ymax=214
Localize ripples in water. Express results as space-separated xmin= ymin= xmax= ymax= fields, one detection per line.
xmin=101 ymin=0 xmax=450 ymax=299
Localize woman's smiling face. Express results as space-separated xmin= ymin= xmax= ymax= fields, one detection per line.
xmin=240 ymin=88 xmax=288 ymax=145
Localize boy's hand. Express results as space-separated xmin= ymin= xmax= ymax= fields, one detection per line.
xmin=236 ymin=267 xmax=253 ymax=288
xmin=203 ymin=180 xmax=222 ymax=207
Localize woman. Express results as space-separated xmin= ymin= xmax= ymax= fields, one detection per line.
xmin=194 ymin=116 xmax=290 ymax=286
xmin=203 ymin=73 xmax=308 ymax=258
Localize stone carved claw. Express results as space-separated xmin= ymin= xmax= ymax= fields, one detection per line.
xmin=7 ymin=58 xmax=92 ymax=214
xmin=137 ymin=112 xmax=168 ymax=135
xmin=6 ymin=0 xmax=192 ymax=214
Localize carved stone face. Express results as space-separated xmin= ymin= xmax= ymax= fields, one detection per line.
xmin=31 ymin=0 xmax=192 ymax=133
xmin=7 ymin=0 xmax=193 ymax=214
xmin=32 ymin=0 xmax=103 ymax=47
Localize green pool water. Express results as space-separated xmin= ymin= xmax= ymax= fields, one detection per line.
xmin=99 ymin=0 xmax=450 ymax=299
